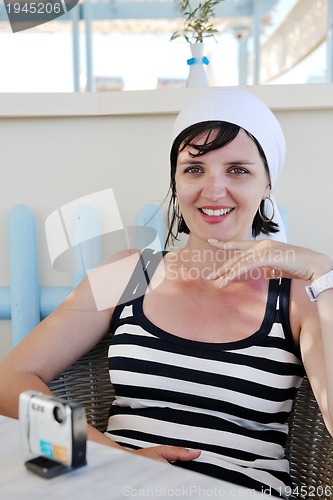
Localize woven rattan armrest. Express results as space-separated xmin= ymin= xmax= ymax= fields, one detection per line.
xmin=48 ymin=330 xmax=114 ymax=433
xmin=286 ymin=376 xmax=333 ymax=499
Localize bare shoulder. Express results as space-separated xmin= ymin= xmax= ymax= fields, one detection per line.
xmin=85 ymin=248 xmax=141 ymax=308
xmin=57 ymin=247 xmax=142 ymax=324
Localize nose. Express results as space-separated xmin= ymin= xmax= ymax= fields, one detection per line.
xmin=201 ymin=173 xmax=227 ymax=202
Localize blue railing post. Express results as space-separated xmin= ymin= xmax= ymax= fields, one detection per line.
xmin=0 ymin=287 xmax=10 ymax=319
xmin=8 ymin=205 xmax=40 ymax=346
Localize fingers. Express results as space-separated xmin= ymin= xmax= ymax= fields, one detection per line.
xmin=132 ymin=446 xmax=201 ymax=464
xmin=159 ymin=446 xmax=201 ymax=462
xmin=206 ymin=238 xmax=315 ymax=284
xmin=206 ymin=242 xmax=260 ymax=285
xmin=206 ymin=239 xmax=287 ymax=286
xmin=206 ymin=240 xmax=254 ymax=282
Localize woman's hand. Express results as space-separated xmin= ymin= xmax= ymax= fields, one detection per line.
xmin=129 ymin=446 xmax=201 ymax=464
xmin=207 ymin=239 xmax=333 ymax=287
xmin=89 ymin=428 xmax=201 ymax=464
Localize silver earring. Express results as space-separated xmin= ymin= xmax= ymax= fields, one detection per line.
xmin=174 ymin=200 xmax=182 ymax=219
xmin=258 ymin=196 xmax=275 ymax=223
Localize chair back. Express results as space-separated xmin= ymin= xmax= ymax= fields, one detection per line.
xmin=49 ymin=336 xmax=333 ymax=497
xmin=48 ymin=330 xmax=114 ymax=433
xmin=285 ymin=376 xmax=333 ymax=499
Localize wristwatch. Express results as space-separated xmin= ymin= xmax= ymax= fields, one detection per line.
xmin=305 ymin=270 xmax=333 ymax=302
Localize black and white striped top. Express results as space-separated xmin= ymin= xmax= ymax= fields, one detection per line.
xmin=106 ymin=250 xmax=305 ymax=498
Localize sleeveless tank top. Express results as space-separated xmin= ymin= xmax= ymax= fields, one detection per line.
xmin=106 ymin=249 xmax=305 ymax=498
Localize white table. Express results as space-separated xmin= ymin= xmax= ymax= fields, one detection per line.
xmin=0 ymin=416 xmax=265 ymax=499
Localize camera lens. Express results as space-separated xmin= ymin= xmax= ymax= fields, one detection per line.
xmin=53 ymin=405 xmax=65 ymax=424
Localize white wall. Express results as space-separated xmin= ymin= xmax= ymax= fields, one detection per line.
xmin=273 ymin=108 xmax=333 ymax=251
xmin=1 ymin=85 xmax=333 ymax=358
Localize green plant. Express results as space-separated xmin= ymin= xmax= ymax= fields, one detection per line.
xmin=171 ymin=0 xmax=224 ymax=44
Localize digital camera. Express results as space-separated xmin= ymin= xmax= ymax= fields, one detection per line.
xmin=19 ymin=391 xmax=87 ymax=474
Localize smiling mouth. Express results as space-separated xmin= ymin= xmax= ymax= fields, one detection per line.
xmin=200 ymin=207 xmax=234 ymax=216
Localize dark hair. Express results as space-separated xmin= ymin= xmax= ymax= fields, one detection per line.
xmin=165 ymin=121 xmax=278 ymax=247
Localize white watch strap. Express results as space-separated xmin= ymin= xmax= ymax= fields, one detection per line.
xmin=305 ymin=270 xmax=333 ymax=302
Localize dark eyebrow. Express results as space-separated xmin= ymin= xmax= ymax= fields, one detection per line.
xmin=177 ymin=159 xmax=205 ymax=166
xmin=177 ymin=159 xmax=256 ymax=167
xmin=227 ymin=160 xmax=255 ymax=166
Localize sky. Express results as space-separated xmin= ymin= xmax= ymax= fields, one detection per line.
xmin=0 ymin=0 xmax=328 ymax=92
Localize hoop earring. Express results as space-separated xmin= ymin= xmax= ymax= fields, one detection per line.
xmin=174 ymin=199 xmax=182 ymax=219
xmin=258 ymin=196 xmax=275 ymax=223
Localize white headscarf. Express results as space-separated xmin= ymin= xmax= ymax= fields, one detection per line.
xmin=171 ymin=87 xmax=287 ymax=242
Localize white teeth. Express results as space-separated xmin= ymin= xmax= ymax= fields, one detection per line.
xmin=201 ymin=208 xmax=233 ymax=216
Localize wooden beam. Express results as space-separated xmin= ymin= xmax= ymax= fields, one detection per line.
xmin=0 ymin=0 xmax=279 ymax=24
xmin=260 ymin=0 xmax=328 ymax=83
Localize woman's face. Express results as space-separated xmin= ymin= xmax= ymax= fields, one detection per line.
xmin=175 ymin=129 xmax=270 ymax=244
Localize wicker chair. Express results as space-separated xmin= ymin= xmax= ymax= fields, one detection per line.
xmin=285 ymin=376 xmax=333 ymax=500
xmin=49 ymin=338 xmax=333 ymax=498
xmin=48 ymin=329 xmax=114 ymax=433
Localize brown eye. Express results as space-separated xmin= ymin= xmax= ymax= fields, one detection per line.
xmin=228 ymin=167 xmax=248 ymax=175
xmin=184 ymin=167 xmax=203 ymax=174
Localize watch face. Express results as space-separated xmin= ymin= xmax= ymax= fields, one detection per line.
xmin=305 ymin=270 xmax=333 ymax=301
xmin=305 ymin=284 xmax=317 ymax=301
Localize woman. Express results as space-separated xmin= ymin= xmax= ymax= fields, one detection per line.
xmin=0 ymin=88 xmax=332 ymax=498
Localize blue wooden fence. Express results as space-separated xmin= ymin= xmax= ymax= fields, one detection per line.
xmin=0 ymin=203 xmax=164 ymax=348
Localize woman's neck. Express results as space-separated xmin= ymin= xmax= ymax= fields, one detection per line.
xmin=169 ymin=239 xmax=230 ymax=282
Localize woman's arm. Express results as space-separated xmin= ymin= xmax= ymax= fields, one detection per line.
xmin=0 ymin=274 xmax=114 ymax=419
xmin=207 ymin=238 xmax=333 ymax=435
xmin=295 ymin=278 xmax=333 ymax=436
xmin=0 ymin=250 xmax=201 ymax=463
xmin=0 ymin=249 xmax=140 ymax=419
